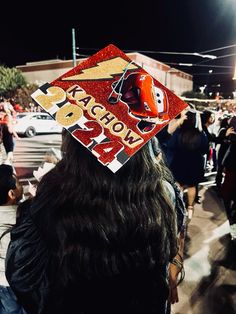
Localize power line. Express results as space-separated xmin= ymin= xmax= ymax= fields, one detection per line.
xmin=124 ymin=50 xmax=216 ymax=59
xmin=76 ymin=47 xmax=216 ymax=59
xmin=73 ymin=46 xmax=235 ymax=79
xmin=199 ymin=44 xmax=236 ymax=54
xmin=76 ymin=46 xmax=236 ymax=63
xmin=165 ymin=62 xmax=233 ymax=68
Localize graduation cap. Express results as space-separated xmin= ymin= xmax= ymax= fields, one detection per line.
xmin=31 ymin=44 xmax=188 ymax=172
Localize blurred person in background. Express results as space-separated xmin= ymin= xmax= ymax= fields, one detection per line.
xmin=214 ymin=115 xmax=236 ymax=194
xmin=201 ymin=109 xmax=217 ymax=172
xmin=156 ymin=108 xmax=188 ymax=167
xmin=1 ymin=112 xmax=20 ymax=165
xmin=0 ymin=164 xmax=25 ymax=313
xmin=221 ymin=116 xmax=236 ymax=240
xmin=167 ymin=108 xmax=208 ymax=221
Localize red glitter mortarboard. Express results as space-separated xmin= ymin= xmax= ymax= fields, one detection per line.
xmin=31 ymin=44 xmax=188 ymax=172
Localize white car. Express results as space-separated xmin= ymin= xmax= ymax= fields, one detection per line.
xmin=14 ymin=112 xmax=63 ymax=137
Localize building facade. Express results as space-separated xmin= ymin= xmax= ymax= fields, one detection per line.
xmin=16 ymin=52 xmax=193 ymax=96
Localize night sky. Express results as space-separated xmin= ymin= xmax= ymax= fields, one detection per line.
xmin=1 ymin=0 xmax=236 ymax=90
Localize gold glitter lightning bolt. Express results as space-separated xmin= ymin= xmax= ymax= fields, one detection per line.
xmin=62 ymin=57 xmax=139 ymax=81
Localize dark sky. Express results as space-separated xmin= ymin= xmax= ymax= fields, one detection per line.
xmin=1 ymin=0 xmax=236 ymax=90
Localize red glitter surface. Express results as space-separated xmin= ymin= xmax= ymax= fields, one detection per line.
xmin=33 ymin=44 xmax=188 ymax=171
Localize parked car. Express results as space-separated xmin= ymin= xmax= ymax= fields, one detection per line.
xmin=14 ymin=112 xmax=63 ymax=137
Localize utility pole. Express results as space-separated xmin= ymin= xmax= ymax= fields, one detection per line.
xmin=72 ymin=28 xmax=76 ymax=67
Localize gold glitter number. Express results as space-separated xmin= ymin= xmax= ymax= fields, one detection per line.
xmin=56 ymin=102 xmax=83 ymax=126
xmin=35 ymin=86 xmax=66 ymax=110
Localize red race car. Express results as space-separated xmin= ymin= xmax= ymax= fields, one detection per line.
xmin=109 ymin=72 xmax=169 ymax=132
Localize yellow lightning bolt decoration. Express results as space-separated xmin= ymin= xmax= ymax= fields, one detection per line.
xmin=62 ymin=57 xmax=139 ymax=81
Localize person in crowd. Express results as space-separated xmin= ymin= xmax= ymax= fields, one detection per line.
xmin=201 ymin=109 xmax=217 ymax=172
xmin=1 ymin=98 xmax=16 ymax=119
xmin=0 ymin=165 xmax=23 ymax=204
xmin=156 ymin=108 xmax=188 ymax=167
xmin=221 ymin=117 xmax=236 ymax=240
xmin=30 ymin=148 xmax=62 ymax=194
xmin=0 ymin=164 xmax=25 ymax=313
xmin=166 ymin=108 xmax=209 ymax=221
xmin=214 ymin=115 xmax=235 ymax=193
xmin=1 ymin=129 xmax=185 ymax=314
xmin=13 ymin=104 xmax=24 ymax=113
xmin=1 ymin=112 xmax=20 ymax=165
xmin=0 ymin=111 xmax=5 ymax=163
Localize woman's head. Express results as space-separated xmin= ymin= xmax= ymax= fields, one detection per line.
xmin=201 ymin=110 xmax=215 ymax=126
xmin=182 ymin=111 xmax=197 ymax=128
xmin=178 ymin=110 xmax=204 ymax=150
xmin=0 ymin=164 xmax=23 ymax=205
xmin=33 ymin=131 xmax=178 ymax=282
xmin=220 ymin=116 xmax=230 ymax=129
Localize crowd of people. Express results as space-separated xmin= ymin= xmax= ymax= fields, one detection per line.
xmin=156 ymin=102 xmax=236 ymax=237
xmin=0 ymin=98 xmax=43 ymax=165
xmin=200 ymin=105 xmax=236 ymax=240
xmin=0 ymin=88 xmax=236 ymax=313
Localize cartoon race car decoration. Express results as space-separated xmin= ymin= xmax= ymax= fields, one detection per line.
xmin=108 ymin=72 xmax=170 ymax=132
xmin=31 ymin=44 xmax=188 ymax=172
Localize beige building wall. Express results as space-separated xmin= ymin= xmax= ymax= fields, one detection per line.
xmin=169 ymin=71 xmax=193 ymax=95
xmin=23 ymin=68 xmax=67 ymax=86
xmin=17 ymin=53 xmax=193 ymax=96
xmin=129 ymin=53 xmax=193 ymax=94
xmin=17 ymin=59 xmax=77 ymax=86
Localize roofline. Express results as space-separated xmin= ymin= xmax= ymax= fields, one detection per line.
xmin=16 ymin=52 xmax=192 ymax=80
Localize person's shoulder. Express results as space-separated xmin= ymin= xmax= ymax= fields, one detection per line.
xmin=16 ymin=199 xmax=32 ymax=222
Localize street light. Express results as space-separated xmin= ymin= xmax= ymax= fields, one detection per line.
xmin=192 ymin=52 xmax=216 ymax=59
xmin=178 ymin=63 xmax=194 ymax=67
xmin=196 ymin=53 xmax=236 ymax=65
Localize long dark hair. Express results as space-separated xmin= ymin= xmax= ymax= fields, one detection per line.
xmin=27 ymin=133 xmax=178 ymax=312
xmin=178 ymin=111 xmax=203 ymax=150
